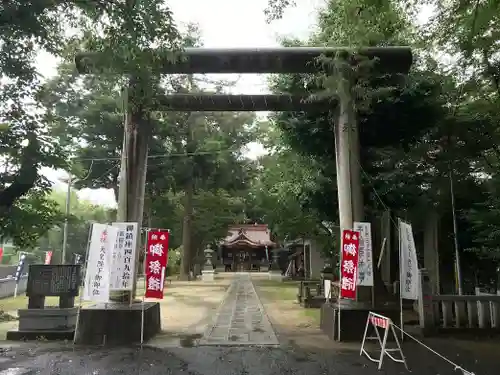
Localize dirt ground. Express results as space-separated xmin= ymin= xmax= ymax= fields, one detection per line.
xmin=252 ymin=275 xmax=361 ymax=351
xmin=144 ymin=274 xmax=232 ymax=348
xmin=0 ymin=275 xmax=231 ymax=344
xmin=252 ymin=275 xmax=500 ymax=374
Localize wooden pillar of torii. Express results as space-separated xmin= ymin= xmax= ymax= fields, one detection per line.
xmin=110 ymin=80 xmax=153 ymax=303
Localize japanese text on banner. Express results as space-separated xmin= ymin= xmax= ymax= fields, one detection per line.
xmin=83 ymin=224 xmax=118 ymax=302
xmin=110 ymin=222 xmax=138 ymax=290
xmin=144 ymin=230 xmax=169 ymax=299
xmin=399 ymin=221 xmax=419 ymax=300
xmin=340 ymin=229 xmax=360 ymax=300
xmin=353 ymin=222 xmax=374 ymax=286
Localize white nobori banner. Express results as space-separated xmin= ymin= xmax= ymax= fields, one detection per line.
xmin=399 ymin=220 xmax=419 ymax=300
xmin=83 ymin=223 xmax=118 ymax=302
xmin=110 ymin=222 xmax=138 ymax=291
xmin=353 ymin=222 xmax=374 ymax=286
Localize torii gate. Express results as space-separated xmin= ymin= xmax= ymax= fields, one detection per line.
xmin=74 ymin=47 xmax=412 ymax=344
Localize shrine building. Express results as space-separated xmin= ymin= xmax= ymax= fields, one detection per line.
xmin=220 ymin=224 xmax=275 ymax=272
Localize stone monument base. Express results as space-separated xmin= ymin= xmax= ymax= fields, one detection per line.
xmin=74 ymin=302 xmax=160 ymax=345
xmin=202 ymin=269 xmax=215 ymax=281
xmin=268 ymin=270 xmax=283 ymax=281
xmin=320 ymin=301 xmax=399 ymax=341
xmin=7 ymin=307 xmax=78 ymax=341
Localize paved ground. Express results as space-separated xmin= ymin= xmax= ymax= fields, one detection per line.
xmin=199 ymin=273 xmax=278 ymax=346
xmin=0 ymin=272 xmax=499 ymax=375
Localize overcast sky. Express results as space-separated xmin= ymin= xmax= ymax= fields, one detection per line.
xmin=39 ymin=0 xmax=324 ymax=207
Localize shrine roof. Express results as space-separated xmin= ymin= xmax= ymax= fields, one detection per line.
xmin=222 ymin=224 xmax=275 ymax=248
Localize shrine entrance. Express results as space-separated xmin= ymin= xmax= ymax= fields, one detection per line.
xmin=74 ymin=46 xmax=413 ymax=344
xmin=220 ymin=224 xmax=274 ymax=272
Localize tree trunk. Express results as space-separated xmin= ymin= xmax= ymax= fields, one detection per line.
xmin=0 ymin=132 xmax=39 ymax=208
xmin=179 ymin=108 xmax=195 ymax=281
xmin=179 ymin=175 xmax=193 ymax=280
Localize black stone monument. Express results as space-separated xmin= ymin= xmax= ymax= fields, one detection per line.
xmin=7 ymin=264 xmax=81 ymax=341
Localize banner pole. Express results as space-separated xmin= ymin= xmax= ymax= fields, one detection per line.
xmin=129 ymin=223 xmax=140 ymax=307
xmin=338 ymin=232 xmax=343 ymax=342
xmin=398 ymin=218 xmax=404 ymax=341
xmin=141 ymin=228 xmax=150 ymax=347
xmin=73 ymin=224 xmax=94 ymax=345
xmin=371 ymin=283 xmax=375 ymax=308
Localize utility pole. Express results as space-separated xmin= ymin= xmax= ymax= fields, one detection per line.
xmin=449 ymin=167 xmax=463 ymax=295
xmin=61 ymin=175 xmax=72 ymax=265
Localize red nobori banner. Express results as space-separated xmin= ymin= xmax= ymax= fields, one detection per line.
xmin=144 ymin=230 xmax=169 ymax=299
xmin=45 ymin=251 xmax=53 ymax=265
xmin=340 ymin=229 xmax=360 ymax=300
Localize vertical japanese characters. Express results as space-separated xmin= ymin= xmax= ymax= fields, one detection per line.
xmin=340 ymin=229 xmax=360 ymax=300
xmin=14 ymin=254 xmax=26 ymax=283
xmin=399 ymin=221 xmax=419 ymax=300
xmin=144 ymin=230 xmax=169 ymax=299
xmin=110 ymin=222 xmax=138 ymax=290
xmin=353 ymin=222 xmax=374 ymax=286
xmin=83 ymin=223 xmax=118 ymax=302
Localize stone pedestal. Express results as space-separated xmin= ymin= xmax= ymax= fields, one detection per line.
xmin=268 ymin=270 xmax=283 ymax=281
xmin=320 ymin=300 xmax=399 ymax=341
xmin=7 ymin=307 xmax=78 ymax=341
xmin=202 ymin=269 xmax=215 ymax=281
xmin=418 ymin=268 xmax=436 ymax=336
xmin=74 ymin=302 xmax=160 ymax=345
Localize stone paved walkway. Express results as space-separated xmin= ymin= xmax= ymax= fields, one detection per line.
xmin=199 ymin=273 xmax=279 ymax=346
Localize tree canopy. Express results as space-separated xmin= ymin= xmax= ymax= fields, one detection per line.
xmin=3 ymin=0 xmax=500 ymax=290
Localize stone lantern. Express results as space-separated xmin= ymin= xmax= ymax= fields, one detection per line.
xmin=268 ymin=247 xmax=283 ymax=281
xmin=202 ymin=244 xmax=215 ymax=281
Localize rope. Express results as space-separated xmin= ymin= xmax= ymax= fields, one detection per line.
xmin=390 ymin=323 xmax=475 ymax=375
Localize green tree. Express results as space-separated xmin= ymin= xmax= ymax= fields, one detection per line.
xmin=0 ymin=191 xmax=64 ymax=249
xmin=37 ymin=189 xmax=116 ymax=263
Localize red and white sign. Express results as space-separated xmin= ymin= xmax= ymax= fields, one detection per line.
xmin=144 ymin=230 xmax=169 ymax=299
xmin=340 ymin=229 xmax=360 ymax=300
xmin=361 ymin=312 xmax=407 ymax=370
xmin=0 ymin=248 xmax=3 ymax=263
xmin=370 ymin=315 xmax=389 ymax=329
xmin=45 ymin=251 xmax=53 ymax=265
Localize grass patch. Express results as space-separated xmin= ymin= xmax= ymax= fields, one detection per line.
xmin=0 ymin=295 xmax=88 ymax=312
xmin=254 ymin=280 xmax=299 ymax=301
xmin=0 ymin=320 xmax=18 ymax=340
xmin=303 ymin=308 xmax=321 ymax=326
xmin=0 ymin=286 xmax=104 ymax=313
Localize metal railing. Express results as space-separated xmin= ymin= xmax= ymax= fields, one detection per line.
xmin=0 ymin=276 xmax=28 ymax=299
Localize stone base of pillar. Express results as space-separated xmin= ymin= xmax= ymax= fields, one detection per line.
xmin=74 ymin=302 xmax=161 ymax=345
xmin=320 ymin=300 xmax=399 ymax=341
xmin=268 ymin=270 xmax=283 ymax=281
xmin=202 ymin=270 xmax=215 ymax=281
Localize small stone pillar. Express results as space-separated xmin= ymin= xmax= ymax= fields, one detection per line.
xmin=424 ymin=212 xmax=440 ymax=294
xmin=417 ymin=268 xmax=436 ymax=335
xmin=202 ymin=244 xmax=215 ymax=281
xmin=268 ymin=248 xmax=283 ymax=281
